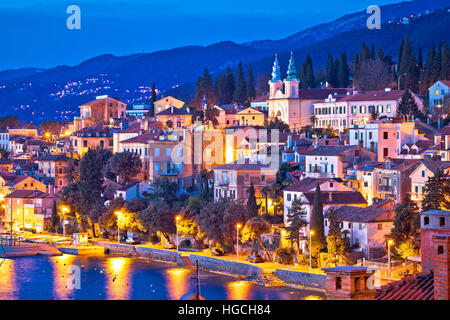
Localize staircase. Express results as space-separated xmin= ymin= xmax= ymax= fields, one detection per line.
xmin=180 ymin=256 xmax=194 ymax=268
xmin=257 ymin=272 xmax=286 ymax=287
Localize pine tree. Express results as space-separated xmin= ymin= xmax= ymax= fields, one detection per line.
xmin=370 ymin=43 xmax=376 ymax=60
xmin=310 ymin=183 xmax=325 ymax=251
xmin=422 ymin=169 xmax=450 ymax=211
xmin=194 ymin=68 xmax=216 ymax=108
xmin=233 ymin=62 xmax=247 ymax=105
xmin=246 ymin=65 xmax=256 ymax=104
xmin=285 ymin=198 xmax=308 ymax=256
xmin=246 ymin=182 xmax=260 ymax=221
xmin=397 ymin=90 xmax=420 ymax=120
xmin=300 ymin=54 xmax=315 ymax=89
xmin=338 ymin=52 xmax=349 ymax=88
xmin=326 ymin=52 xmax=334 ymax=86
xmin=224 ymin=67 xmax=235 ymax=104
xmin=391 ymin=195 xmax=420 ymax=243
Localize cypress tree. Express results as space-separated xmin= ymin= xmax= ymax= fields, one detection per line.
xmin=370 ymin=43 xmax=376 ymax=60
xmin=417 ymin=47 xmax=423 ymax=70
xmin=246 ymin=182 xmax=260 ymax=220
xmin=440 ymin=43 xmax=450 ymax=80
xmin=422 ymin=169 xmax=450 ymax=211
xmin=214 ymin=75 xmax=227 ymax=105
xmin=224 ymin=67 xmax=235 ymax=104
xmin=310 ymin=183 xmax=325 ymax=250
xmin=246 ymin=65 xmax=256 ymax=104
xmin=326 ymin=52 xmax=334 ymax=86
xmin=233 ymin=62 xmax=247 ymax=105
xmin=338 ymin=52 xmax=349 ymax=88
xmin=300 ymin=54 xmax=315 ymax=89
xmin=361 ymin=42 xmax=370 ymax=62
xmin=376 ymin=47 xmax=384 ymax=61
xmin=51 ymin=200 xmax=59 ymax=233
xmin=149 ymin=82 xmax=157 ymax=117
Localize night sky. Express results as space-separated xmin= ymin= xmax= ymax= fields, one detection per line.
xmin=0 ymin=0 xmax=400 ymax=70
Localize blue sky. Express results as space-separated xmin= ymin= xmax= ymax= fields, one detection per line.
xmin=0 ymin=0 xmax=401 ymax=70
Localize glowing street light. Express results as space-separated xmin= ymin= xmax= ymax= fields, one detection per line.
xmin=115 ymin=211 xmax=122 ymax=243
xmin=309 ymin=230 xmax=315 ymax=272
xmin=387 ymin=239 xmax=394 ymax=284
xmin=236 ymin=223 xmax=242 ymax=262
xmin=61 ymin=206 xmax=69 ymax=236
xmin=176 ymin=215 xmax=181 ymax=252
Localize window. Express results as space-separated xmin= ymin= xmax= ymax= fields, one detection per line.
xmin=377 ymin=224 xmax=383 ymax=230
xmin=166 ymin=148 xmax=171 ymax=156
xmin=369 ymin=132 xmax=372 ymax=139
xmin=421 ymin=170 xmax=425 ymax=177
xmin=377 ymin=105 xmax=383 ymax=113
xmin=154 ymin=148 xmax=160 ymax=157
xmin=336 ymin=277 xmax=342 ymax=290
xmin=438 ymin=245 xmax=444 ymax=255
xmin=287 ymin=193 xmax=291 ymax=201
xmin=440 ymin=217 xmax=445 ymax=226
xmin=244 ymin=173 xmax=249 ymax=181
xmin=383 ymin=132 xmax=388 ymax=139
xmin=386 ymin=105 xmax=391 ymax=113
xmin=383 ymin=148 xmax=389 ymax=157
xmin=424 ymin=216 xmax=429 ymax=225
xmin=415 ymin=186 xmax=419 ymax=193
xmin=155 ymin=162 xmax=161 ymax=172
xmin=354 ymin=277 xmax=361 ymax=292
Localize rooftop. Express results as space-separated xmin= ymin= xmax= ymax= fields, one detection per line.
xmin=375 ymin=272 xmax=434 ymax=300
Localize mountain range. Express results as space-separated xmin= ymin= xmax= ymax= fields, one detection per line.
xmin=0 ymin=0 xmax=449 ymax=123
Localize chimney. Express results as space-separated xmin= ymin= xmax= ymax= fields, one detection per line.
xmin=323 ymin=266 xmax=376 ymax=300
xmin=328 ymin=192 xmax=333 ymax=202
xmin=432 ymin=234 xmax=450 ymax=300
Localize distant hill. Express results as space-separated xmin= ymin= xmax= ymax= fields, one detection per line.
xmin=0 ymin=0 xmax=449 ymax=123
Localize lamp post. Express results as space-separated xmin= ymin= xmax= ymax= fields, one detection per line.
xmin=176 ymin=216 xmax=181 ymax=252
xmin=61 ymin=206 xmax=69 ymax=237
xmin=115 ymin=211 xmax=122 ymax=243
xmin=309 ymin=230 xmax=314 ymax=272
xmin=387 ymin=239 xmax=393 ymax=284
xmin=236 ymin=224 xmax=242 ymax=262
xmin=9 ymin=186 xmax=14 ymax=246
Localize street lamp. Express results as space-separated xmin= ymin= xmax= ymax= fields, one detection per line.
xmin=236 ymin=223 xmax=242 ymax=262
xmin=115 ymin=211 xmax=122 ymax=243
xmin=309 ymin=230 xmax=314 ymax=272
xmin=176 ymin=215 xmax=181 ymax=252
xmin=61 ymin=206 xmax=69 ymax=237
xmin=387 ymin=239 xmax=393 ymax=284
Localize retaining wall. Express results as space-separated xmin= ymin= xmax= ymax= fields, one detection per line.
xmin=273 ymin=269 xmax=326 ymax=289
xmin=135 ymin=246 xmax=182 ymax=264
xmin=189 ymin=255 xmax=262 ymax=279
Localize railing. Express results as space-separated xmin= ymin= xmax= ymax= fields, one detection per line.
xmin=379 ymin=185 xmax=393 ymax=192
xmin=0 ymin=235 xmax=23 ymax=247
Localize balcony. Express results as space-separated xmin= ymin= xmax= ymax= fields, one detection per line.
xmin=344 ymin=173 xmax=358 ymax=181
xmin=379 ymin=185 xmax=393 ymax=192
xmin=159 ymin=170 xmax=179 ymax=176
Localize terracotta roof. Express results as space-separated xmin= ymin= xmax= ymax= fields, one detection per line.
xmin=118 ymin=123 xmax=141 ymax=134
xmin=439 ymin=80 xmax=450 ymax=87
xmin=284 ymin=178 xmax=339 ymax=192
xmin=6 ymin=189 xmax=56 ymax=199
xmin=422 ymin=160 xmax=450 ymax=174
xmin=325 ymin=205 xmax=394 ymax=223
xmin=156 ymin=107 xmax=190 ymax=116
xmin=120 ymin=131 xmax=161 ymax=144
xmin=375 ymin=272 xmax=434 ymax=300
xmin=35 ymin=154 xmax=70 ymax=162
xmin=80 ymin=96 xmax=123 ymax=106
xmin=302 ymin=191 xmax=367 ymax=205
xmin=339 ymin=90 xmax=406 ymax=102
xmin=304 ymin=145 xmax=357 ymax=156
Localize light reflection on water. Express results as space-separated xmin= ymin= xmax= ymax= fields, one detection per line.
xmin=0 ymin=255 xmax=325 ymax=300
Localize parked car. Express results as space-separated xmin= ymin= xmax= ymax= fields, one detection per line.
xmin=211 ymin=247 xmax=224 ymax=256
xmin=248 ymin=254 xmax=264 ymax=263
xmin=164 ymin=242 xmax=176 ymax=249
xmin=126 ymin=238 xmax=141 ymax=245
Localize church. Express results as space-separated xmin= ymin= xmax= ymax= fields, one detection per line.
xmin=268 ymin=53 xmax=350 ymax=130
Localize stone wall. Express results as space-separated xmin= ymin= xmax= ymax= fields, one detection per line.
xmin=90 ymin=241 xmax=134 ymax=254
xmin=273 ymin=269 xmax=326 ymax=289
xmin=135 ymin=246 xmax=182 ymax=264
xmin=189 ymin=255 xmax=262 ymax=279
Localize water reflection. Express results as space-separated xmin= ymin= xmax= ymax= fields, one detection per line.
xmin=0 ymin=259 xmax=16 ymax=299
xmin=304 ymin=295 xmax=324 ymax=300
xmin=226 ymin=280 xmax=251 ymax=300
xmin=105 ymin=257 xmax=131 ymax=300
xmin=165 ymin=268 xmax=191 ymax=300
xmin=51 ymin=254 xmax=76 ymax=299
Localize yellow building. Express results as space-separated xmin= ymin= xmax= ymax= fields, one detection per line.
xmin=155 ymin=107 xmax=192 ymax=129
xmin=5 ymin=190 xmax=57 ymax=233
xmin=0 ymin=174 xmax=47 ymax=201
xmin=154 ymin=96 xmax=185 ymax=114
xmin=235 ymin=107 xmax=265 ymax=127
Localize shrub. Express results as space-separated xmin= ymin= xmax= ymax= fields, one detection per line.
xmin=149 ymin=234 xmax=160 ymax=245
xmin=275 ymin=247 xmax=296 ymax=265
xmin=180 ymin=239 xmax=192 ymax=248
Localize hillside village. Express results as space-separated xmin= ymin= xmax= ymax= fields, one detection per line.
xmin=1 ymin=37 xmax=450 ymax=301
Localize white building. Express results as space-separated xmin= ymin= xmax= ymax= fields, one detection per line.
xmin=0 ymin=130 xmax=10 ymax=151
xmin=324 ymin=204 xmax=395 ymax=259
xmin=313 ymin=89 xmax=424 ymax=131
